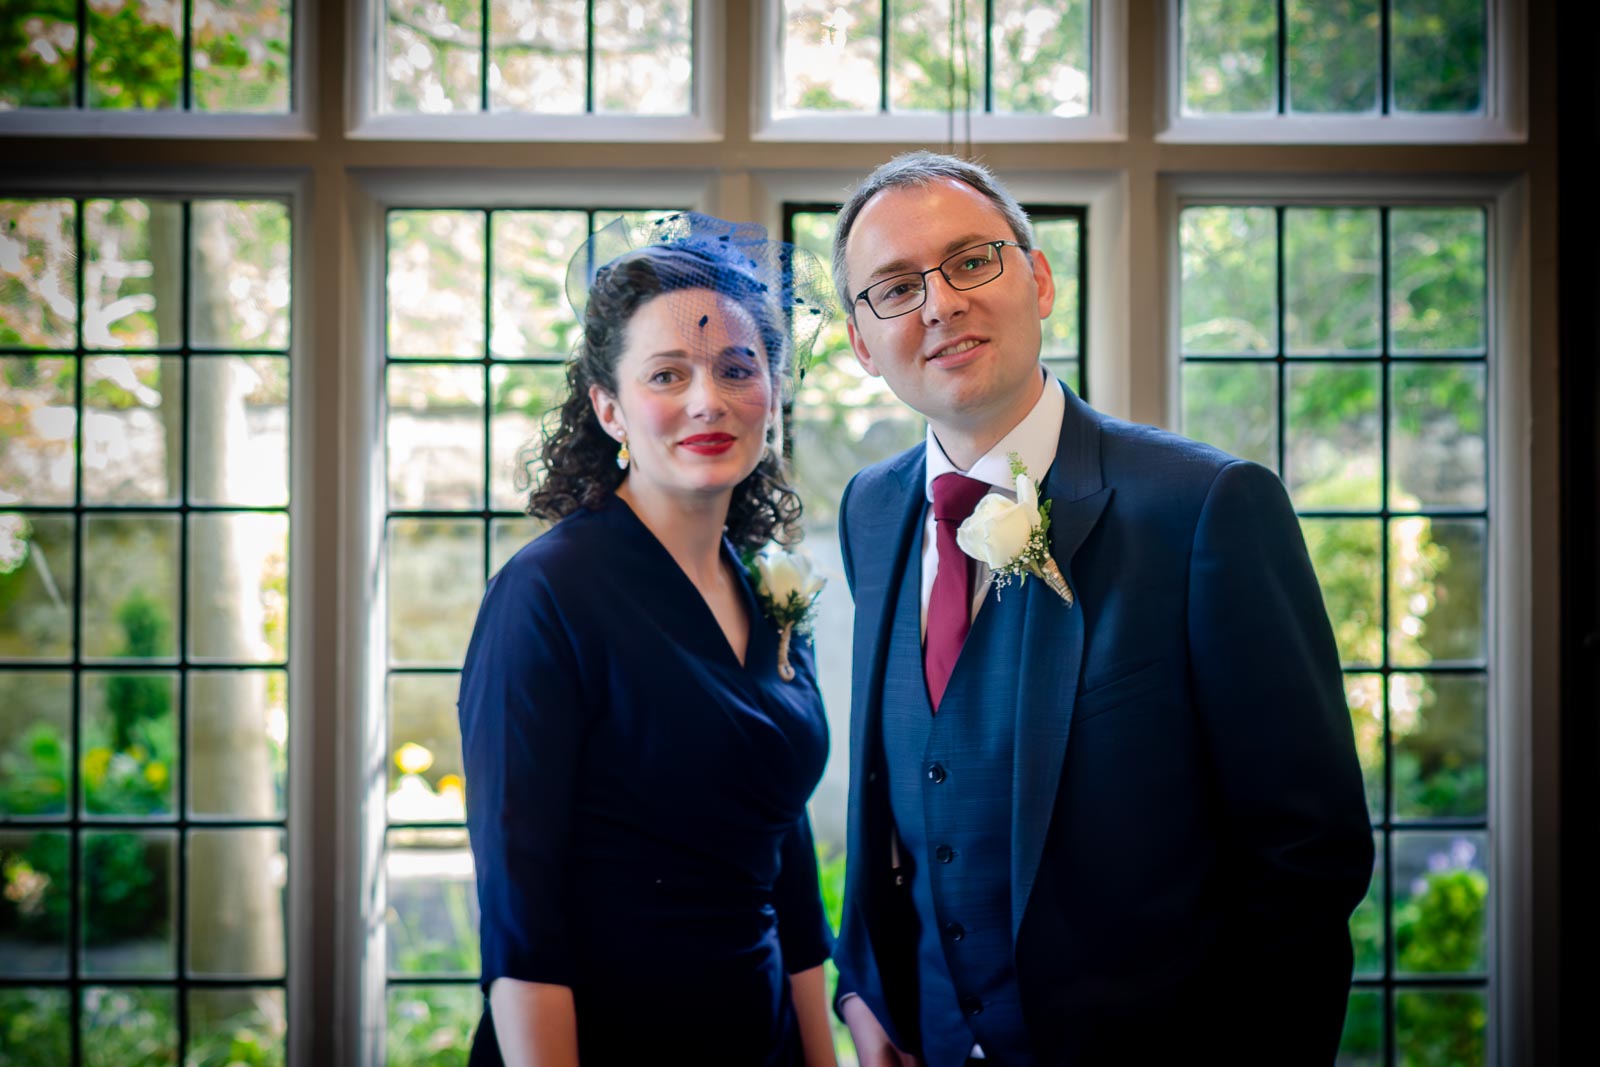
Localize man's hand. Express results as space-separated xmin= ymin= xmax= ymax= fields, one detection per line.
xmin=840 ymin=995 xmax=922 ymax=1067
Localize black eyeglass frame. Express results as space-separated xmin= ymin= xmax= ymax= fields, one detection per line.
xmin=852 ymin=239 xmax=1028 ymax=320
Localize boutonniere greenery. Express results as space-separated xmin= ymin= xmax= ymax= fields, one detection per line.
xmin=955 ymin=452 xmax=1074 ymax=606
xmin=745 ymin=545 xmax=827 ymax=680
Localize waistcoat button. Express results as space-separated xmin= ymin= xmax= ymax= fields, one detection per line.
xmin=935 ymin=844 xmax=955 ymax=863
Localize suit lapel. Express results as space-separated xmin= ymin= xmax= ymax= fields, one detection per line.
xmin=1010 ymin=388 xmax=1113 ymax=938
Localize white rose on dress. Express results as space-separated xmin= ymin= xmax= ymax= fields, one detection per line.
xmin=956 ymin=493 xmax=1037 ymax=569
xmin=754 ymin=546 xmax=826 ymax=610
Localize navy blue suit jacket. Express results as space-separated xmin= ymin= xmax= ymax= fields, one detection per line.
xmin=834 ymin=385 xmax=1374 ymax=1063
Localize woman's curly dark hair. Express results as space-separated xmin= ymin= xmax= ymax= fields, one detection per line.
xmin=521 ymin=245 xmax=804 ymax=550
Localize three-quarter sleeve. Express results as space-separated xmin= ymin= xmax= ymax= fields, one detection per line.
xmin=458 ymin=562 xmax=588 ymax=991
xmin=773 ymin=812 xmax=834 ymax=974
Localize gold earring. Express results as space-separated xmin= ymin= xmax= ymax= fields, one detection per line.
xmin=616 ymin=437 xmax=630 ymax=470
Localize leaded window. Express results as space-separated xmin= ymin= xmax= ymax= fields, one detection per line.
xmin=379 ymin=0 xmax=694 ymax=115
xmin=0 ymin=0 xmax=295 ymax=113
xmin=0 ymin=195 xmax=293 ymax=1064
xmin=1179 ymin=202 xmax=1492 ymax=1065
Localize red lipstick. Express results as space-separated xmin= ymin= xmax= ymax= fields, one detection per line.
xmin=680 ymin=433 xmax=736 ymax=455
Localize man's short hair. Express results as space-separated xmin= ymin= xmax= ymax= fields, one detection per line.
xmin=831 ymin=151 xmax=1037 ymax=316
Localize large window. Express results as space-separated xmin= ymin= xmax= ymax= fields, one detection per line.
xmin=378 ymin=205 xmax=678 ymax=1063
xmin=0 ymin=195 xmax=293 ymax=1064
xmin=1180 ymin=202 xmax=1493 ymax=1064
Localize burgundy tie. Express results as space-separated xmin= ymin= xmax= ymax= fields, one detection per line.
xmin=925 ymin=472 xmax=993 ymax=711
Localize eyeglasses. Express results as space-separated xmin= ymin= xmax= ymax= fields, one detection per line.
xmin=852 ymin=239 xmax=1026 ymax=320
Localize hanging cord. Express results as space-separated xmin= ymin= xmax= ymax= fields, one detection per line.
xmin=946 ymin=0 xmax=956 ymax=153
xmin=959 ymin=0 xmax=973 ymax=156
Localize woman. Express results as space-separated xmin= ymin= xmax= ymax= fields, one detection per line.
xmin=458 ymin=214 xmax=838 ymax=1066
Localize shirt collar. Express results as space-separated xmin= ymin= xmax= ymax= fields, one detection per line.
xmin=924 ymin=366 xmax=1066 ymax=501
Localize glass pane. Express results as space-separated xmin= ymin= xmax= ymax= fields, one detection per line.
xmin=189 ymin=669 xmax=288 ymax=819
xmin=188 ymin=987 xmax=287 ymax=1067
xmin=1388 ymin=517 xmax=1486 ymax=667
xmin=86 ymin=0 xmax=182 ymax=110
xmin=1394 ymin=987 xmax=1487 ymax=1065
xmin=1301 ymin=518 xmax=1381 ymax=667
xmin=388 ymin=672 xmax=466 ymax=824
xmin=387 ymin=210 xmax=486 ymax=359
xmin=0 ymin=831 xmax=70 ymax=976
xmin=1035 ymin=216 xmax=1081 ymax=359
xmin=81 ymin=986 xmax=177 ymax=1067
xmin=1180 ymin=361 xmax=1277 ymax=471
xmin=0 ymin=199 xmax=78 ymax=348
xmin=0 ymin=4 xmax=77 ymax=109
xmin=0 ymin=672 xmax=71 ymax=817
xmin=592 ymin=0 xmax=691 ymax=114
xmin=1284 ymin=362 xmax=1380 ymax=509
xmin=388 ymin=363 xmax=486 ymax=511
xmin=192 ymin=0 xmax=293 ymax=113
xmin=1390 ymin=672 xmax=1487 ymax=819
xmin=0 ymin=513 xmax=75 ymax=660
xmin=188 ymin=511 xmax=289 ymax=664
xmin=490 ymin=517 xmax=546 ymax=575
xmin=386 ymin=984 xmax=480 ymax=1066
xmin=1392 ymin=832 xmax=1488 ymax=975
xmin=384 ymin=0 xmax=483 ymax=112
xmin=490 ymin=209 xmax=587 ymax=357
xmin=1 ymin=356 xmax=76 ymax=504
xmin=190 ymin=355 xmax=291 ymax=507
xmin=188 ymin=828 xmax=287 ymax=978
xmin=889 ymin=0 xmax=986 ymax=113
xmin=190 ymin=200 xmax=292 ymax=350
xmin=388 ymin=518 xmax=484 ymax=668
xmin=1390 ymin=362 xmax=1486 ymax=510
xmin=1337 ymin=988 xmax=1383 ymax=1065
xmin=82 ymin=669 xmax=177 ymax=817
xmin=1389 ymin=208 xmax=1486 ymax=354
xmin=82 ymin=513 xmax=180 ymax=662
xmin=1391 ymin=0 xmax=1485 ymax=113
xmin=991 ymin=0 xmax=1091 ymax=116
xmin=489 ymin=0 xmax=585 ymax=113
xmin=386 ymin=827 xmax=480 ymax=976
xmin=81 ymin=830 xmax=176 ymax=977
xmin=1180 ymin=206 xmax=1276 ymax=354
xmin=0 ymin=988 xmax=70 ymax=1062
xmin=82 ymin=355 xmax=181 ymax=504
xmin=85 ymin=198 xmax=183 ymax=350
xmin=782 ymin=0 xmax=881 ymax=112
xmin=1345 ymin=673 xmax=1383 ymax=818
xmin=788 ymin=210 xmax=851 ymax=375
xmin=491 ymin=363 xmax=566 ymax=511
xmin=1284 ymin=208 xmax=1380 ymax=354
xmin=1182 ymin=0 xmax=1278 ymax=114
xmin=1349 ymin=832 xmax=1383 ymax=978
xmin=1287 ymin=0 xmax=1379 ymax=113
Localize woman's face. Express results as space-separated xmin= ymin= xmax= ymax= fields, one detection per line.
xmin=590 ymin=287 xmax=778 ymax=503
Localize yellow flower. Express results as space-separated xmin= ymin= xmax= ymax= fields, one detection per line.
xmin=437 ymin=774 xmax=465 ymax=799
xmin=144 ymin=760 xmax=169 ymax=790
xmin=83 ymin=747 xmax=112 ymax=786
xmin=394 ymin=742 xmax=434 ymax=776
xmin=127 ymin=743 xmax=149 ymax=762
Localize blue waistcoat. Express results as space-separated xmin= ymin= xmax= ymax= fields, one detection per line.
xmin=880 ymin=521 xmax=1033 ymax=1067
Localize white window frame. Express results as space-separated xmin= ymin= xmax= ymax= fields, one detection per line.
xmin=0 ymin=165 xmax=317 ymax=1065
xmin=1158 ymin=0 xmax=1527 ymax=144
xmin=752 ymin=0 xmax=1126 ymax=143
xmin=1161 ymin=172 xmax=1535 ymax=1067
xmin=348 ymin=0 xmax=724 ymax=142
xmin=343 ymin=168 xmax=717 ymax=1067
xmin=0 ymin=0 xmax=316 ymax=139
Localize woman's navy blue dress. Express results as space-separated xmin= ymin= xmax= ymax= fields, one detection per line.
xmin=458 ymin=494 xmax=833 ymax=1065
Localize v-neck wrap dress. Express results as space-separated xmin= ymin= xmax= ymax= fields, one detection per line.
xmin=459 ymin=494 xmax=833 ymax=1065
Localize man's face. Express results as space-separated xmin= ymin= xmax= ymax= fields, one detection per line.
xmin=843 ymin=178 xmax=1055 ymax=435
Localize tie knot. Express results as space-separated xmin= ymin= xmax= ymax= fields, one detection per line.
xmin=931 ymin=472 xmax=992 ymax=524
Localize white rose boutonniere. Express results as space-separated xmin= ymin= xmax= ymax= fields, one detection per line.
xmin=746 ymin=545 xmax=827 ymax=680
xmin=954 ymin=452 xmax=1074 ymax=606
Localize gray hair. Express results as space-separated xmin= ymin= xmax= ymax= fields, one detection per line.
xmin=830 ymin=151 xmax=1036 ymax=316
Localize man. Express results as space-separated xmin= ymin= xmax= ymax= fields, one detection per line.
xmin=830 ymin=152 xmax=1374 ymax=1066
